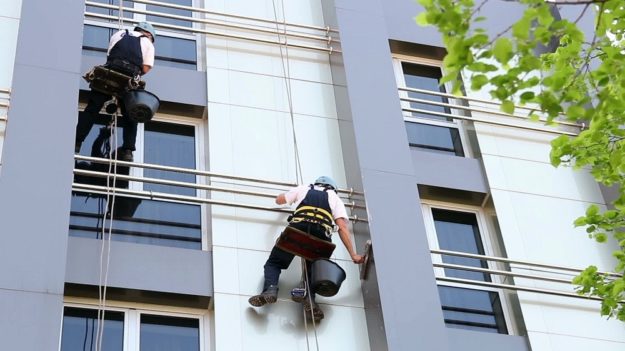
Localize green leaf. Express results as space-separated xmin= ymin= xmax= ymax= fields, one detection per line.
xmin=501 ymin=100 xmax=515 ymax=115
xmin=493 ymin=38 xmax=514 ymax=64
xmin=471 ymin=74 xmax=489 ymax=90
xmin=415 ymin=12 xmax=429 ymax=26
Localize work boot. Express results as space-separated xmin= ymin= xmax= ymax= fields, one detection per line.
xmin=117 ymin=148 xmax=133 ymax=162
xmin=248 ymin=285 xmax=278 ymax=307
xmin=303 ymin=300 xmax=324 ymax=322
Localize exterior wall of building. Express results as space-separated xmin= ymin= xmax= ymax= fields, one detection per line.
xmin=205 ymin=1 xmax=370 ymax=350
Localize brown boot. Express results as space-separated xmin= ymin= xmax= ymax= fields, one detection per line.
xmin=303 ymin=300 xmax=324 ymax=322
xmin=248 ymin=285 xmax=278 ymax=307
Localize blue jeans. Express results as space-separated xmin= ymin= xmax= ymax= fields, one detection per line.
xmin=263 ymin=222 xmax=330 ymax=296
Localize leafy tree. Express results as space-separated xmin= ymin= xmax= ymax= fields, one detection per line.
xmin=417 ymin=0 xmax=625 ymax=320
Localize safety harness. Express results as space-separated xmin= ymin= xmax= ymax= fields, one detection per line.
xmin=289 ymin=185 xmax=335 ymax=235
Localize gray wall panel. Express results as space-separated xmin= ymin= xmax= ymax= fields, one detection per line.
xmin=411 ymin=149 xmax=489 ymax=193
xmin=382 ymin=0 xmax=526 ymax=48
xmin=0 ymin=289 xmax=64 ymax=351
xmin=66 ymin=237 xmax=213 ymax=297
xmin=0 ymin=0 xmax=84 ymax=349
xmin=334 ymin=8 xmax=414 ymax=176
xmin=447 ymin=328 xmax=529 ymax=351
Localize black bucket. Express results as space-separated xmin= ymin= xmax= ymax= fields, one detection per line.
xmin=310 ymin=259 xmax=346 ymax=297
xmin=124 ymin=90 xmax=160 ymax=123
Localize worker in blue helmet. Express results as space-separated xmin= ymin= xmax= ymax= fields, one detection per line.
xmin=249 ymin=176 xmax=364 ymax=322
xmin=75 ymin=22 xmax=156 ymax=162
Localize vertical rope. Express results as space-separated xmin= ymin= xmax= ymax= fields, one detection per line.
xmin=95 ymin=107 xmax=119 ymax=351
xmin=271 ymin=0 xmax=303 ymax=185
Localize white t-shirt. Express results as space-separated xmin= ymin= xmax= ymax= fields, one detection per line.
xmin=108 ymin=29 xmax=155 ymax=68
xmin=283 ymin=185 xmax=348 ymax=221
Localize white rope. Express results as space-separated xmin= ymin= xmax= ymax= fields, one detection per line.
xmin=271 ymin=0 xmax=303 ymax=185
xmin=303 ymin=262 xmax=321 ymax=351
xmin=96 ymin=3 xmax=125 ymax=348
xmin=95 ymin=107 xmax=120 ymax=351
xmin=269 ymin=1 xmax=322 ymax=349
xmin=117 ymin=0 xmax=124 ymax=30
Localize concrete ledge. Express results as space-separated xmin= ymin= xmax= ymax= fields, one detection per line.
xmin=447 ymin=328 xmax=530 ymax=351
xmin=66 ymin=237 xmax=213 ymax=298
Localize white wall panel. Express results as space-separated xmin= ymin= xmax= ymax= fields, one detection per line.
xmin=206 ymin=2 xmax=369 ymax=347
xmin=204 ymin=0 xmax=325 ymax=27
xmin=475 ymin=120 xmax=623 ymax=350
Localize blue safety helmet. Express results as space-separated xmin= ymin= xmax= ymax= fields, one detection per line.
xmin=314 ymin=176 xmax=338 ymax=191
xmin=135 ymin=22 xmax=156 ymax=42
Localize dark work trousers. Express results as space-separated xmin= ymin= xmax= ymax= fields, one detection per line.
xmin=263 ymin=222 xmax=331 ymax=300
xmin=75 ymin=90 xmax=138 ymax=151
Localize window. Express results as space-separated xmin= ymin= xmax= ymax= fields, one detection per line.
xmin=70 ymin=115 xmax=204 ymax=249
xmin=61 ymin=305 xmax=206 ymax=351
xmin=83 ymin=0 xmax=198 ymax=69
xmin=61 ymin=307 xmax=124 ymax=351
xmin=423 ymin=203 xmax=510 ymax=334
xmin=394 ymin=58 xmax=468 ymax=157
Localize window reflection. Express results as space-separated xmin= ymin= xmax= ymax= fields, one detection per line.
xmin=433 ymin=209 xmax=490 ymax=281
xmin=438 ymin=286 xmax=507 ymax=334
xmin=82 ymin=25 xmax=197 ymax=70
xmin=401 ymin=62 xmax=464 ymax=156
xmin=140 ymin=314 xmax=200 ymax=351
xmin=70 ymin=118 xmax=202 ymax=249
xmin=61 ymin=307 xmax=124 ymax=351
xmin=147 ymin=0 xmax=193 ymax=28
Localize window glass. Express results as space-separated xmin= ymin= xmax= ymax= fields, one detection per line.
xmin=86 ymin=0 xmax=133 ymax=19
xmin=140 ymin=314 xmax=200 ymax=351
xmin=438 ymin=286 xmax=507 ymax=334
xmin=70 ymin=116 xmax=202 ymax=249
xmin=147 ymin=0 xmax=193 ymax=28
xmin=61 ymin=307 xmax=124 ymax=351
xmin=82 ymin=25 xmax=197 ymax=70
xmin=402 ymin=62 xmax=451 ymax=122
xmin=154 ymin=36 xmax=197 ymax=69
xmin=432 ymin=209 xmax=489 ymax=281
xmin=404 ymin=122 xmax=464 ymax=156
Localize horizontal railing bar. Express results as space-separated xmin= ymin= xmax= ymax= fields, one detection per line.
xmin=86 ymin=2 xmax=332 ymax=43
xmin=399 ymin=86 xmax=561 ymax=116
xmin=0 ymin=116 xmax=7 ymax=121
xmin=436 ymin=276 xmax=601 ymax=302
xmin=400 ymin=96 xmax=580 ymax=128
xmin=403 ymin=107 xmax=578 ymax=136
xmin=69 ymin=225 xmax=201 ymax=243
xmin=72 ymin=183 xmax=367 ymax=223
xmin=431 ymin=249 xmax=621 ymax=277
xmin=74 ymin=169 xmax=364 ymax=210
xmin=433 ymin=262 xmax=574 ymax=284
xmin=85 ymin=12 xmax=338 ymax=54
xmin=74 ymin=155 xmax=363 ymax=196
xmin=129 ymin=0 xmax=337 ymax=33
xmin=0 ymin=88 xmax=9 ymax=94
xmin=0 ymin=102 xmax=9 ymax=107
xmin=70 ymin=210 xmax=201 ymax=229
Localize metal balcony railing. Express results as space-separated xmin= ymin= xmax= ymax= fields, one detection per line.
xmin=72 ymin=155 xmax=367 ymax=222
xmin=431 ymin=249 xmax=621 ymax=301
xmin=399 ymin=86 xmax=583 ymax=136
xmin=0 ymin=88 xmax=9 ymax=122
xmin=84 ymin=0 xmax=339 ymax=54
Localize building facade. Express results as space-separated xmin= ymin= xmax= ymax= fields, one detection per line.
xmin=0 ymin=0 xmax=623 ymax=350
